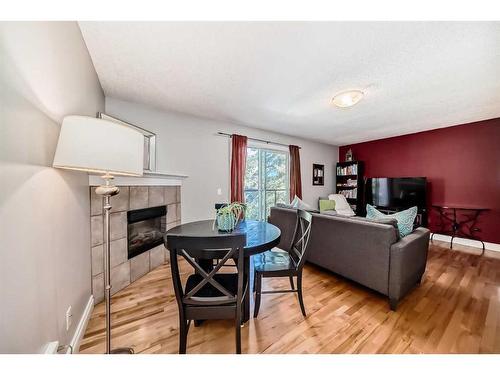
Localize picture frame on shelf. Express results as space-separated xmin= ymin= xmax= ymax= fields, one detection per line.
xmin=98 ymin=112 xmax=157 ymax=172
xmin=345 ymin=148 xmax=354 ymax=162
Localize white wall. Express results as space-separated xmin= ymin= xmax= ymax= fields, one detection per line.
xmin=106 ymin=97 xmax=338 ymax=223
xmin=0 ymin=22 xmax=104 ymax=353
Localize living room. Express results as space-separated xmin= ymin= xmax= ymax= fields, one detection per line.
xmin=1 ymin=1 xmax=500 ymax=372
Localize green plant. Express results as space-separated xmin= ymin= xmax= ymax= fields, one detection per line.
xmin=215 ymin=202 xmax=247 ymax=231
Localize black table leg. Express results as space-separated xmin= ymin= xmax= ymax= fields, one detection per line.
xmin=242 ymin=255 xmax=253 ymax=323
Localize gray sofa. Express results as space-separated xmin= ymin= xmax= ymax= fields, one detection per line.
xmin=268 ymin=206 xmax=431 ymax=310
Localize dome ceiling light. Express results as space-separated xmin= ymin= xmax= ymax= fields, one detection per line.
xmin=332 ymin=90 xmax=365 ymax=108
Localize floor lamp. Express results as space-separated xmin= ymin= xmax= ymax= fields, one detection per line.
xmin=53 ymin=115 xmax=144 ymax=354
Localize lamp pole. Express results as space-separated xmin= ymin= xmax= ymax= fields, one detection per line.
xmin=95 ymin=174 xmax=133 ymax=354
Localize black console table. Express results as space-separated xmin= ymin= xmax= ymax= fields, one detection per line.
xmin=430 ymin=205 xmax=490 ymax=255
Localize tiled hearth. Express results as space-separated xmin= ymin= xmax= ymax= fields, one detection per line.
xmin=89 ymin=185 xmax=181 ymax=304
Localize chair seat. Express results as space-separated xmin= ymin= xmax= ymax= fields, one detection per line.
xmin=185 ymin=273 xmax=241 ymax=301
xmin=253 ymin=248 xmax=297 ymax=273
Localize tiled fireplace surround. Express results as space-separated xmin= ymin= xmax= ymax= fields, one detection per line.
xmin=90 ymin=185 xmax=181 ymax=304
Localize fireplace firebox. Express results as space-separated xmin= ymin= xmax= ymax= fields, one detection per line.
xmin=127 ymin=205 xmax=167 ymax=259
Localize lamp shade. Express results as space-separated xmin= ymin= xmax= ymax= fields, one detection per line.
xmin=53 ymin=115 xmax=144 ymax=176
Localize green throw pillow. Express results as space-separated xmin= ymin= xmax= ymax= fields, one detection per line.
xmin=366 ymin=204 xmax=417 ymax=237
xmin=319 ymin=199 xmax=335 ymax=212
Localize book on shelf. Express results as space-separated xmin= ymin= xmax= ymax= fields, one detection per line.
xmin=336 ymin=164 xmax=358 ymax=176
xmin=337 ymin=188 xmax=357 ymax=199
xmin=336 ymin=178 xmax=357 ymax=187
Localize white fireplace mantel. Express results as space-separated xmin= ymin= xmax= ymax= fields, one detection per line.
xmin=88 ymin=171 xmax=188 ymax=186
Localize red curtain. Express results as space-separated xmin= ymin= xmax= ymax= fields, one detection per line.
xmin=230 ymin=134 xmax=248 ymax=203
xmin=289 ymin=145 xmax=302 ymax=201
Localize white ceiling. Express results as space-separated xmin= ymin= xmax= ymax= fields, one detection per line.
xmin=79 ymin=22 xmax=500 ymax=146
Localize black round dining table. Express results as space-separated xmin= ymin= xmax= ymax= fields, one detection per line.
xmin=165 ymin=219 xmax=281 ymax=322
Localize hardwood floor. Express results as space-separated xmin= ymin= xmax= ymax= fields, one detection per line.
xmin=80 ymin=241 xmax=500 ymax=354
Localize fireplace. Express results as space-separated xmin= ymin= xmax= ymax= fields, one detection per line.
xmin=127 ymin=205 xmax=167 ymax=259
xmin=90 ymin=185 xmax=181 ymax=304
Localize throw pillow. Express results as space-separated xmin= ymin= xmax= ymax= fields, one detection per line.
xmin=290 ymin=196 xmax=313 ymax=210
xmin=327 ymin=194 xmax=356 ymax=217
xmin=319 ymin=199 xmax=335 ymax=212
xmin=366 ymin=204 xmax=417 ymax=237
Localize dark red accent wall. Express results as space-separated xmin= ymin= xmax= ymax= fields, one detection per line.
xmin=339 ymin=118 xmax=500 ymax=244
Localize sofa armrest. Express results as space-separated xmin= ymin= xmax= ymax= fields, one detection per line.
xmin=388 ymin=227 xmax=430 ymax=305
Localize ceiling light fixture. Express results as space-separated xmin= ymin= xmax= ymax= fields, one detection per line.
xmin=332 ymin=90 xmax=364 ymax=108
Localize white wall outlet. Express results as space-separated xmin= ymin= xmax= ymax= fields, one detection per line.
xmin=65 ymin=306 xmax=72 ymax=331
xmin=217 ymin=188 xmax=222 ymax=196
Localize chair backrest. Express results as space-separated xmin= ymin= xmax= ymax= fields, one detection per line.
xmin=167 ymin=233 xmax=246 ymax=307
xmin=288 ymin=209 xmax=313 ymax=270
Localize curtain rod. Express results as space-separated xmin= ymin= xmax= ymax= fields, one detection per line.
xmin=217 ymin=132 xmax=301 ymax=149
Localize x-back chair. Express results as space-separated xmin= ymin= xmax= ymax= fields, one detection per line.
xmin=167 ymin=234 xmax=247 ymax=354
xmin=253 ymin=209 xmax=313 ymax=317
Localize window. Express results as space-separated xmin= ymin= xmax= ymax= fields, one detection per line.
xmin=244 ymin=147 xmax=289 ymax=221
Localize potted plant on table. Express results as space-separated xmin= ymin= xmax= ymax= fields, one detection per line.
xmin=215 ymin=202 xmax=246 ymax=232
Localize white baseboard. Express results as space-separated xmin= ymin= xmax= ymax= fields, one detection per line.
xmin=67 ymin=295 xmax=94 ymax=354
xmin=431 ymin=233 xmax=500 ymax=253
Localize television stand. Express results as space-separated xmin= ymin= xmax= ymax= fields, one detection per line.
xmin=430 ymin=205 xmax=490 ymax=255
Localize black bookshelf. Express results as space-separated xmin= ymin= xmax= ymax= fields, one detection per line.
xmin=336 ymin=161 xmax=364 ymax=216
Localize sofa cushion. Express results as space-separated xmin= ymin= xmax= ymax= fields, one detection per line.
xmin=366 ymin=204 xmax=417 ymax=237
xmin=319 ymin=199 xmax=335 ymax=212
xmin=321 ymin=209 xmax=337 ymax=216
xmin=327 ymin=194 xmax=355 ymax=216
xmin=349 ymin=215 xmax=400 ymax=240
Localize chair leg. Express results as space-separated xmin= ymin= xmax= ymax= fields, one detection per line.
xmin=297 ymin=273 xmax=306 ymax=317
xmin=253 ymin=273 xmax=262 ymax=318
xmin=179 ymin=318 xmax=188 ymax=354
xmin=289 ymin=276 xmax=295 ymax=290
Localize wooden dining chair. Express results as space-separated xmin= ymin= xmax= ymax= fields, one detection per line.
xmin=253 ymin=209 xmax=313 ymax=318
xmin=167 ymin=233 xmax=247 ymax=354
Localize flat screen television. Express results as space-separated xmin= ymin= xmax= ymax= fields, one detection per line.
xmin=367 ymin=177 xmax=427 ymax=211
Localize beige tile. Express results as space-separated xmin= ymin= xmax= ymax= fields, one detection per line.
xmin=164 ymin=186 xmax=177 ymax=205
xmin=130 ymin=186 xmax=148 ymax=210
xmin=148 ymin=186 xmax=165 ymax=207
xmin=91 ymin=245 xmax=103 ymax=276
xmin=110 ymin=186 xmax=129 ymax=213
xmin=130 ymin=251 xmax=150 ymax=282
xmin=90 ymin=188 xmax=103 ymax=216
xmin=164 ymin=248 xmax=171 ymax=265
xmin=110 ymin=211 xmax=127 ymax=240
xmin=91 ymin=215 xmax=103 ymax=246
xmin=166 ymin=220 xmax=181 ymax=231
xmin=150 ymin=245 xmax=165 ymax=269
xmin=176 ymin=203 xmax=181 ymax=222
xmin=110 ymin=262 xmax=130 ymax=295
xmin=92 ymin=273 xmax=104 ymax=304
xmin=176 ymin=186 xmax=181 ymax=203
xmin=166 ymin=203 xmax=177 ymax=224
xmin=110 ymin=238 xmax=128 ymax=267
